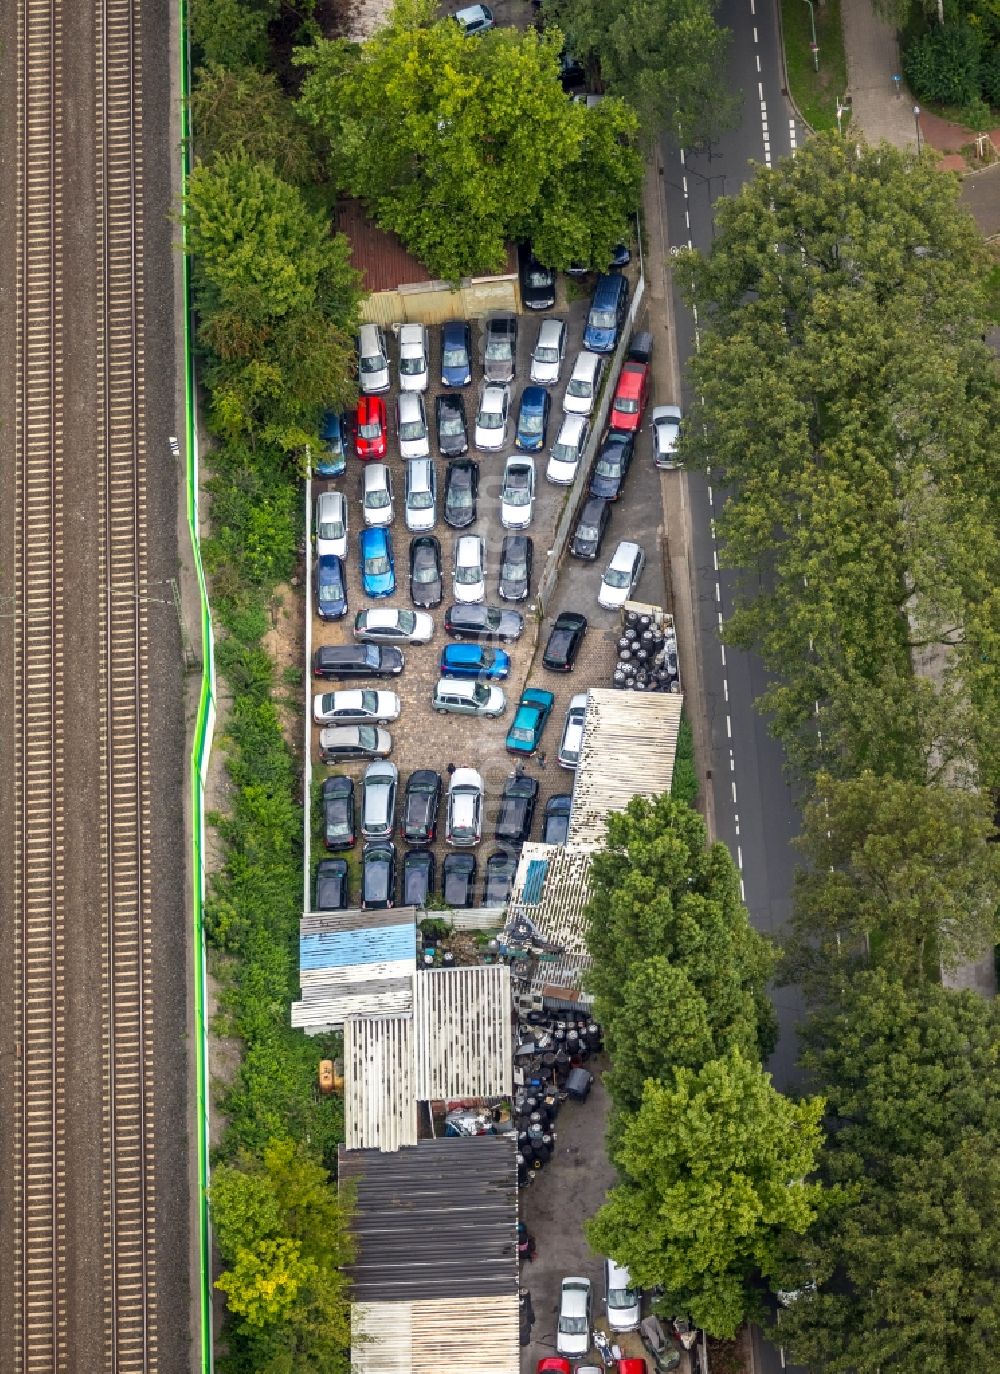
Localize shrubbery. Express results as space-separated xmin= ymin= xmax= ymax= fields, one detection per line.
xmin=904 ymin=21 xmax=982 ymax=108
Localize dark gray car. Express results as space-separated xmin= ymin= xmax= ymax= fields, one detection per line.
xmin=483 ymin=315 xmax=517 ymax=384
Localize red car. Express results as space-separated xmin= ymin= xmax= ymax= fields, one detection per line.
xmin=355 ymin=394 xmax=387 ymax=460
xmin=609 ymin=361 xmax=650 ymax=434
xmin=537 ymin=1361 xmax=571 ymax=1374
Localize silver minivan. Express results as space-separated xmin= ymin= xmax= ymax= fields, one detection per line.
xmin=405 ymin=458 xmax=437 ymax=532
xmin=358 ymin=323 xmax=390 ymax=394
xmin=361 ymin=759 xmax=398 ymax=839
xmin=530 ymin=317 xmax=567 ymax=386
xmin=432 ymin=678 xmax=506 ymax=718
xmin=563 ymin=350 xmax=604 ymax=416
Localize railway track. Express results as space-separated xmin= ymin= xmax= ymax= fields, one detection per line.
xmin=14 ymin=0 xmax=157 ymax=1366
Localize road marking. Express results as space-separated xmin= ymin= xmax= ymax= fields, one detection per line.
xmin=715 ymin=580 xmax=722 ymax=604
xmin=726 ymin=714 xmax=732 ymax=737
xmin=756 ymin=54 xmax=761 ymax=72
xmin=712 ymin=548 xmax=718 ymax=571
xmin=758 ymin=82 xmax=764 ymax=100
xmin=720 ymin=644 xmax=726 ymax=667
xmin=753 ymin=24 xmax=758 ymax=40
xmin=789 ymin=118 xmax=798 ymax=150
xmin=723 ymin=677 xmax=729 ymax=702
xmin=707 ymin=484 xmax=713 ymax=506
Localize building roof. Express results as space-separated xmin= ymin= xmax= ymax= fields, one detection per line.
xmin=504 ymin=842 xmax=597 ymax=1006
xmin=567 ymin=687 xmax=684 ymax=846
xmin=339 ymin=1135 xmax=519 ymax=1301
xmin=351 ymin=1296 xmax=519 ymax=1374
xmin=338 ymin=198 xmax=435 ymax=294
xmin=412 ymin=965 xmax=512 ymax=1102
xmin=292 ymin=907 xmax=418 ymax=1033
xmin=345 ymin=1016 xmax=419 ymax=1153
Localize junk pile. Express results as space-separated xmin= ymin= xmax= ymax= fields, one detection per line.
xmin=512 ymin=1008 xmax=603 ymax=1187
xmin=612 ymin=607 xmax=680 ymax=693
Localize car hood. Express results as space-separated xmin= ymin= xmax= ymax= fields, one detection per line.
xmin=584 ymin=325 xmax=615 ymax=351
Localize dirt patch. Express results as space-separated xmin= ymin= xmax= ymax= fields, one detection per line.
xmin=263 ymin=582 xmax=305 ymax=754
xmin=707 ymin=1331 xmax=751 ymax=1374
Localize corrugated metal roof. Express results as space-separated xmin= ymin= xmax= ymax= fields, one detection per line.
xmin=504 ymin=843 xmax=598 ymax=1006
xmin=292 ymin=907 xmax=418 ymax=1033
xmin=339 ymin=1135 xmax=518 ymax=1301
xmin=345 ymin=1017 xmax=419 ymax=1153
xmin=352 ymin=1296 xmax=519 ymax=1374
xmin=568 ymin=688 xmax=684 ymax=846
xmin=412 ymin=966 xmax=512 ymax=1102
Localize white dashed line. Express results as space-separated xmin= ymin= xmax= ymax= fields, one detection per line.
xmin=726 ymin=714 xmax=732 ymax=738
xmin=789 ymin=118 xmax=798 ymax=150
xmin=756 ymin=54 xmax=761 ymax=72
xmin=715 ymin=581 xmax=722 ymax=604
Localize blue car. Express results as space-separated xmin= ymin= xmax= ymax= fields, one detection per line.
xmin=316 ymin=410 xmax=348 ymax=476
xmin=441 ymin=320 xmax=473 ymax=387
xmin=515 ymin=386 xmax=550 ymax=452
xmin=439 ymin=643 xmax=511 ymax=680
xmin=583 ymin=272 xmax=629 ymax=353
xmin=505 ymin=687 xmax=555 ymax=755
xmin=360 ymin=527 xmax=396 ymax=599
xmin=316 ymin=554 xmax=348 ymax=621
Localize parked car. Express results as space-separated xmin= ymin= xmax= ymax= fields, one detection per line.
xmin=362 ymin=841 xmax=396 ymax=909
xmin=441 ymin=320 xmax=473 ymax=386
xmin=436 ymin=393 xmax=469 ymax=457
xmin=444 ymin=602 xmax=524 ymax=643
xmin=355 ymin=394 xmax=387 ymax=459
xmin=519 ymin=246 xmax=556 ymax=311
xmin=483 ymin=849 xmax=518 ymax=905
xmin=354 ymin=607 xmax=434 ymax=643
xmin=483 ymin=315 xmax=517 ymax=383
xmin=362 ymin=759 xmax=399 ymax=839
xmin=316 ymin=410 xmax=348 ymax=476
xmin=530 ymin=317 xmax=567 ymax=384
xmin=453 ymin=2 xmax=494 ymax=34
xmin=432 ymin=678 xmax=506 ymax=718
xmin=570 ymin=496 xmax=611 ymax=560
xmin=542 ymin=611 xmax=588 ymax=671
xmin=401 ymin=768 xmax=442 ymax=845
xmin=652 ymin=404 xmax=682 ymax=469
xmin=362 ymin=462 xmax=394 ymax=526
xmin=506 ymin=689 xmax=554 ymax=756
xmin=314 ymin=688 xmax=401 ymax=725
xmin=442 ymin=852 xmax=477 ymax=906
xmin=409 ymin=534 xmax=443 ymax=608
xmin=315 ymin=489 xmax=348 ymax=560
xmin=589 ymin=432 xmax=635 ymax=502
xmin=316 ymin=554 xmax=347 ymax=621
xmin=398 ymin=392 xmax=431 ymax=460
xmin=446 ymin=768 xmax=485 ymax=846
xmin=501 ymin=457 xmax=535 ymax=529
xmin=322 ymin=774 xmax=355 ymax=851
xmin=360 ymin=526 xmax=396 ymax=598
xmin=475 ymin=384 xmax=510 ymax=451
xmin=498 ymin=533 xmax=533 ymax=602
xmin=583 ymin=273 xmax=629 ymax=353
xmin=547 ymin=414 xmax=589 ymax=485
xmin=453 ymin=534 xmax=487 ymax=604
xmin=496 ymin=771 xmax=540 ymax=843
xmin=314 ymin=857 xmax=349 ymax=911
xmin=319 ymin=724 xmax=392 ymax=763
xmin=312 ymin=643 xmax=403 ymax=680
xmin=443 ymin=458 xmax=479 ymax=528
xmin=542 ymin=793 xmax=573 ymax=844
xmin=605 ymin=1259 xmax=641 ymax=1333
xmin=610 ymin=360 xmax=650 ymax=434
xmin=357 ymin=322 xmax=390 ymax=393
xmin=537 ymin=1360 xmax=571 ymax=1374
xmin=397 ymin=322 xmax=429 ymax=391
xmin=567 ymin=242 xmax=631 ymax=276
xmin=402 ymin=848 xmax=436 ymax=906
xmin=404 ymin=457 xmax=436 ymax=532
xmin=439 ymin=642 xmax=511 ymax=680
xmin=515 ymin=387 xmax=550 ymax=452
xmin=599 ymin=540 xmax=645 ymax=609
xmin=564 ymin=350 xmax=604 ymax=417
xmin=558 ymin=693 xmax=588 ymax=768
xmin=557 ymin=1278 xmax=592 ymax=1358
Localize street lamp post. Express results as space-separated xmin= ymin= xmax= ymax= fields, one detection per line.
xmin=803 ymin=0 xmax=819 ymax=70
xmin=913 ymin=103 xmax=922 ymax=152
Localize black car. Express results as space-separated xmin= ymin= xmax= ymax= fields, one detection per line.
xmin=362 ymin=841 xmax=396 ymax=910
xmin=483 ymin=849 xmax=518 ymax=905
xmin=444 ymin=603 xmax=525 ymax=643
xmin=444 ymin=459 xmax=479 ymax=529
xmin=314 ymin=857 xmax=349 ymax=911
xmin=542 ymin=611 xmax=588 ymax=672
xmin=402 ymin=848 xmax=436 ymax=907
xmin=519 ymin=245 xmax=556 ymax=311
xmin=542 ymin=793 xmax=573 ymax=845
xmin=559 ymin=47 xmax=587 ymax=90
xmin=570 ymin=496 xmax=612 ymax=561
xmin=312 ymin=643 xmax=404 ymax=679
xmin=401 ymin=769 xmax=442 ymax=845
xmin=483 ymin=315 xmax=518 ymax=384
xmin=322 ymin=774 xmax=356 ymax=851
xmin=409 ymin=535 xmax=443 ymax=609
xmin=496 ymin=772 xmax=539 ymax=845
xmin=442 ymin=852 xmax=477 ymax=908
xmin=589 ymin=432 xmax=635 ymax=502
xmin=499 ymin=534 xmax=533 ymax=602
xmin=436 ymin=393 xmax=469 ymax=457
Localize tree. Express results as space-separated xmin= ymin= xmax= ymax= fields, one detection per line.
xmin=189 ymin=65 xmax=319 ymax=186
xmin=783 ymin=770 xmax=1000 ymax=994
xmin=189 ymin=0 xmax=281 ymax=70
xmin=295 ymin=1 xmax=642 ymax=278
xmin=587 ymin=1050 xmax=824 ymax=1338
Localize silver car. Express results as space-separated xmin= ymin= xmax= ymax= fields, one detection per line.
xmin=318 ymin=724 xmax=393 ymax=763
xmin=361 ymin=759 xmax=399 ymax=839
xmin=557 ymin=1277 xmax=592 ymax=1358
xmin=530 ymin=317 xmax=567 ymax=386
xmin=475 ymin=384 xmax=510 ymax=451
xmin=362 ymin=463 xmax=394 ymax=527
xmin=398 ymin=391 xmax=431 ymax=460
xmin=404 ymin=458 xmax=437 ymax=532
xmin=558 ymin=693 xmax=588 ymax=769
xmin=446 ymin=767 xmax=484 ymax=846
xmin=315 ymin=488 xmax=348 ymax=559
xmin=605 ymin=1258 xmax=641 ymax=1333
xmin=652 ymin=404 xmax=682 ymax=470
xmin=598 ymin=540 xmax=645 ymax=610
xmin=432 ymin=678 xmax=506 ymax=718
xmin=357 ymin=322 xmax=390 ymax=394
xmin=564 ymin=350 xmax=603 ymax=417
xmin=397 ymin=322 xmax=429 ymax=392
xmin=453 ymin=534 xmax=486 ymax=604
xmin=547 ymin=414 xmax=590 ymax=485
xmin=354 ymin=607 xmax=434 ymax=643
xmin=500 ymin=457 xmax=535 ymax=530
xmin=313 ymin=689 xmax=401 ymax=725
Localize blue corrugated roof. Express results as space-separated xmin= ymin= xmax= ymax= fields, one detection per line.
xmin=300 ymin=922 xmax=416 ymax=970
xmin=522 ymin=859 xmax=548 ymax=905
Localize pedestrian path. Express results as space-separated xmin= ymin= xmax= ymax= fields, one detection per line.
xmin=840 ymin=0 xmax=917 ymax=146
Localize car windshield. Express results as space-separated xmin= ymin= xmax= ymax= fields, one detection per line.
xmin=535 ymin=345 xmax=559 ymax=363
xmin=319 ymin=516 xmax=344 ymax=539
xmin=400 ymin=418 xmax=426 ymax=441
xmin=576 ymin=523 xmax=598 ymax=542
xmin=519 ymin=412 xmax=543 ymax=435
xmin=357 ymin=727 xmax=378 ymax=748
xmin=479 ymin=406 xmax=502 ymax=428
xmin=413 ymin=563 xmax=438 ymax=584
xmin=400 ymin=354 xmax=424 ymax=374
xmin=366 ymin=487 xmax=390 ymax=508
xmin=608 ymin=1286 xmax=638 ymax=1308
xmin=567 ymin=377 xmax=592 ymax=398
xmin=560 ymin=1315 xmax=588 ymax=1335
xmin=359 ymin=419 xmax=382 ymax=438
xmin=444 ymin=346 xmax=468 ymax=370
xmin=319 ymin=578 xmax=342 ymax=603
xmin=449 ymin=484 xmax=473 ymax=509
xmin=360 ymin=353 xmax=386 ymax=374
xmin=396 ymin=612 xmax=416 ymax=633
xmin=527 ymin=268 xmax=552 ymax=287
xmin=510 ymin=724 xmax=535 ymax=742
xmin=616 ymin=396 xmax=639 ymax=413
xmin=590 ymin=308 xmax=617 ymax=329
xmin=409 ymin=489 xmax=433 ymax=509
xmin=365 ymin=555 xmax=390 ymax=576
xmin=440 ymin=413 xmax=464 ymax=436
xmin=472 ymin=683 xmax=490 ymax=704
xmin=552 ymin=441 xmax=579 ymax=463
xmin=605 ymin=567 xmax=632 ymax=589
xmin=486 ymin=337 xmax=512 ymax=360
xmin=506 ymin=483 xmax=531 ymax=506
xmin=456 ymin=563 xmax=482 ymax=585
xmin=504 ymin=556 xmax=527 ymax=580
xmin=326 ymin=806 xmax=351 ymax=839
xmin=595 ymin=457 xmax=621 ymax=478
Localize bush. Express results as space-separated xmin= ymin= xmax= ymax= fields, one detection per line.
xmin=979 ymin=46 xmax=1000 ymax=105
xmin=904 ymin=22 xmax=982 ymax=106
xmin=671 ymin=711 xmax=699 ymax=808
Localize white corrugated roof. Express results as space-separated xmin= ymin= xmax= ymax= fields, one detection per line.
xmin=352 ymin=1296 xmax=519 ymax=1374
xmin=344 ymin=1016 xmax=418 ymax=1152
xmin=412 ymin=966 xmax=512 ymax=1101
xmin=504 ymin=843 xmax=597 ymax=1005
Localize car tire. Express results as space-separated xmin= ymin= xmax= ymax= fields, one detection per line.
xmin=434 ymin=705 xmax=446 ymax=713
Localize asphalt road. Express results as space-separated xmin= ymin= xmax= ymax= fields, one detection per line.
xmin=659 ymin=1 xmax=810 ymax=1369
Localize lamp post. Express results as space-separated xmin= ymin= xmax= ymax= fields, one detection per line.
xmin=913 ymin=103 xmax=922 ymax=152
xmin=803 ymin=0 xmax=819 ymax=70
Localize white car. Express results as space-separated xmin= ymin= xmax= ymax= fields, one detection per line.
xmin=475 ymin=384 xmax=510 ymax=451
xmin=605 ymin=1258 xmax=641 ymax=1333
xmin=453 ymin=534 xmax=486 ymax=604
xmin=314 ymin=488 xmax=348 ymax=559
xmin=652 ymin=404 xmax=682 ymax=469
xmin=404 ymin=458 xmax=437 ymax=532
xmin=397 ymin=322 xmax=429 ymax=391
xmin=558 ymin=693 xmax=588 ymax=769
xmin=357 ymin=322 xmax=390 ymax=394
xmin=564 ymin=350 xmax=603 ymax=417
xmin=446 ymin=767 xmax=485 ymax=846
xmin=313 ymin=689 xmax=402 ymax=725
xmin=530 ymin=317 xmax=567 ymax=386
xmin=354 ymin=607 xmax=434 ymax=643
xmin=362 ymin=463 xmax=394 ymax=527
xmin=598 ymin=540 xmax=645 ymax=609
xmin=398 ymin=391 xmax=431 ymax=460
xmin=547 ymin=414 xmax=590 ymax=485
xmin=500 ymin=457 xmax=535 ymax=530
xmin=557 ymin=1277 xmax=592 ymax=1358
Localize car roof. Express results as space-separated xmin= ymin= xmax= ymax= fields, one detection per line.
xmin=617 ymin=365 xmax=646 ymax=393
xmin=357 ymin=393 xmax=384 ymax=419
xmin=457 ymin=535 xmax=483 ymax=557
xmin=523 ymin=687 xmax=555 ymax=707
xmin=451 ymin=767 xmax=483 ymax=789
xmin=437 ymin=676 xmax=479 ymax=696
xmin=537 ymin=317 xmax=564 ymax=343
xmin=520 ymin=385 xmax=546 ymax=406
xmin=571 ymin=350 xmax=600 ymax=378
xmin=358 ymin=322 xmax=384 ymax=349
xmin=444 ymin=642 xmax=493 ymax=662
xmin=580 ymin=496 xmax=607 ymax=518
xmin=366 ymin=608 xmax=401 ymax=626
xmin=365 ymin=759 xmax=397 ymax=781
xmin=364 ymin=463 xmax=389 ymax=489
xmin=557 ymin=414 xmax=587 ymax=441
xmin=317 ymin=488 xmax=344 ymax=511
xmin=361 ymin=526 xmax=389 ymax=550
xmin=605 ymin=1258 xmax=632 ymax=1288
xmin=568 ymin=693 xmax=588 ymax=711
xmin=398 ymin=391 xmax=423 ymax=420
xmin=399 ymin=323 xmax=425 ymax=346
xmin=502 ymin=533 xmax=530 ymax=553
xmin=653 ymin=404 xmax=682 ymax=421
xmin=323 ymin=773 xmax=353 ymax=795
xmin=555 ymin=610 xmax=587 ymax=628
xmin=482 ymin=384 xmax=507 ymax=405
xmin=442 ymin=319 xmax=469 ymax=340
xmin=612 ymin=540 xmax=641 ymax=564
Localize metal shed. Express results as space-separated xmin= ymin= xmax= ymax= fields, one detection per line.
xmin=351 ymin=1295 xmax=519 ymax=1374
xmin=412 ymin=965 xmax=512 ymax=1102
xmin=344 ymin=1016 xmax=419 ymax=1153
xmin=291 ymin=906 xmax=418 ymax=1033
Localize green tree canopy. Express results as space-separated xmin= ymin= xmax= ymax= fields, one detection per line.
xmin=189 ymin=64 xmax=319 ymax=186
xmin=189 ymin=0 xmax=280 ymax=70
xmin=587 ymin=1050 xmax=824 ymax=1338
xmin=295 ymin=0 xmax=641 ymax=278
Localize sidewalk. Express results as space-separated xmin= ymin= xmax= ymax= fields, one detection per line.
xmin=840 ymin=0 xmax=917 ymax=147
